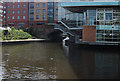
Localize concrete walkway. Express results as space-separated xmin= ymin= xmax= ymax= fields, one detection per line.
xmin=0 ymin=39 xmax=46 ymax=43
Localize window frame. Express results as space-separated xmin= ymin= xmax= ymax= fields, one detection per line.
xmin=96 ymin=8 xmax=113 ymax=21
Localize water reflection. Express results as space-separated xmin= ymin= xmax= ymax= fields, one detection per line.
xmin=65 ymin=44 xmax=120 ymax=79
xmin=2 ymin=43 xmax=77 ymax=79
xmin=2 ymin=42 xmax=120 ymax=79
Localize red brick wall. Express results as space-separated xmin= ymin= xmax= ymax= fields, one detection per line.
xmin=83 ymin=25 xmax=96 ymax=42
xmin=0 ymin=3 xmax=3 ymax=26
xmin=6 ymin=2 xmax=29 ymax=27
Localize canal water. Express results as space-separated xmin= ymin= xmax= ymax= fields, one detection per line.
xmin=1 ymin=42 xmax=120 ymax=79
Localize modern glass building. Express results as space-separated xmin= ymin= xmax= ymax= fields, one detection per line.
xmin=58 ymin=0 xmax=120 ymax=43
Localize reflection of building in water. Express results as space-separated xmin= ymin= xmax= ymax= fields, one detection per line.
xmin=58 ymin=1 xmax=120 ymax=43
xmin=95 ymin=52 xmax=120 ymax=78
xmin=67 ymin=45 xmax=120 ymax=79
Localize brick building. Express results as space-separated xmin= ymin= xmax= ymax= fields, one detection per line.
xmin=29 ymin=2 xmax=58 ymax=27
xmin=0 ymin=0 xmax=3 ymax=27
xmin=28 ymin=2 xmax=58 ymax=37
xmin=1 ymin=1 xmax=58 ymax=28
xmin=4 ymin=2 xmax=29 ymax=28
xmin=0 ymin=1 xmax=58 ymax=38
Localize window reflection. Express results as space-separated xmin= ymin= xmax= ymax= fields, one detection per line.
xmin=105 ymin=13 xmax=112 ymax=20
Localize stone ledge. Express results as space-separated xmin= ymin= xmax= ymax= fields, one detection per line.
xmin=0 ymin=39 xmax=46 ymax=43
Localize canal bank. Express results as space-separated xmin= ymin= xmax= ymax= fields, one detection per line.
xmin=0 ymin=39 xmax=51 ymax=44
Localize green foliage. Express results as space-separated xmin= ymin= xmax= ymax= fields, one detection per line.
xmin=22 ymin=27 xmax=37 ymax=38
xmin=11 ymin=27 xmax=15 ymax=31
xmin=0 ymin=30 xmax=2 ymax=40
xmin=1 ymin=29 xmax=32 ymax=40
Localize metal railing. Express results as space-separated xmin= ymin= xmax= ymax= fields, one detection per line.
xmin=58 ymin=20 xmax=82 ymax=30
xmin=54 ymin=24 xmax=74 ymax=36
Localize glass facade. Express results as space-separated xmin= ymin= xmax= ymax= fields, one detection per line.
xmin=96 ymin=8 xmax=120 ymax=42
xmin=47 ymin=2 xmax=54 ymax=23
xmin=59 ymin=2 xmax=120 ymax=42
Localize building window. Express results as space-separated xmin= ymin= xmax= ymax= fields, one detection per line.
xmin=17 ymin=16 xmax=20 ymax=19
xmin=36 ymin=3 xmax=39 ymax=8
xmin=23 ymin=10 xmax=26 ymax=14
xmin=36 ymin=9 xmax=39 ymax=14
xmin=30 ymin=16 xmax=34 ymax=20
xmin=30 ymin=10 xmax=34 ymax=14
xmin=36 ymin=15 xmax=39 ymax=19
xmin=56 ymin=15 xmax=58 ymax=19
xmin=7 ymin=11 xmax=9 ymax=14
xmin=18 ymin=0 xmax=20 ymax=2
xmin=23 ymin=5 xmax=26 ymax=8
xmin=56 ymin=9 xmax=58 ymax=12
xmin=42 ymin=3 xmax=45 ymax=7
xmin=30 ymin=4 xmax=34 ymax=8
xmin=97 ymin=8 xmax=113 ymax=21
xmin=8 ymin=6 xmax=10 ymax=8
xmin=8 ymin=16 xmax=9 ymax=19
xmin=105 ymin=13 xmax=112 ymax=20
xmin=56 ymin=3 xmax=58 ymax=6
xmin=12 ymin=5 xmax=15 ymax=8
xmin=48 ymin=2 xmax=53 ymax=6
xmin=12 ymin=11 xmax=15 ymax=14
xmin=18 ymin=5 xmax=20 ymax=8
xmin=42 ymin=9 xmax=45 ymax=13
xmin=97 ymin=13 xmax=104 ymax=20
xmin=17 ymin=11 xmax=20 ymax=14
xmin=42 ymin=15 xmax=45 ymax=19
xmin=48 ymin=9 xmax=53 ymax=12
xmin=23 ymin=0 xmax=26 ymax=2
xmin=23 ymin=16 xmax=25 ymax=19
xmin=12 ymin=16 xmax=15 ymax=20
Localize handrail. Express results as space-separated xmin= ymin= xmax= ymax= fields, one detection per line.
xmin=58 ymin=21 xmax=70 ymax=29
xmin=54 ymin=24 xmax=74 ymax=36
xmin=58 ymin=21 xmax=82 ymax=30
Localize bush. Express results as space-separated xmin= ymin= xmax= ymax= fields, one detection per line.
xmin=1 ymin=29 xmax=32 ymax=40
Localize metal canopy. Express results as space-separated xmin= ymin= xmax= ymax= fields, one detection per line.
xmin=63 ymin=5 xmax=120 ymax=13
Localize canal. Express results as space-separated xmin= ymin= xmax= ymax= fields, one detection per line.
xmin=1 ymin=42 xmax=120 ymax=79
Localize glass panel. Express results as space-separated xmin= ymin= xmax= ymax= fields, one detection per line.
xmin=113 ymin=13 xmax=120 ymax=16
xmin=97 ymin=13 xmax=104 ymax=20
xmin=105 ymin=13 xmax=112 ymax=20
xmin=105 ymin=9 xmax=113 ymax=12
xmin=97 ymin=9 xmax=104 ymax=12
